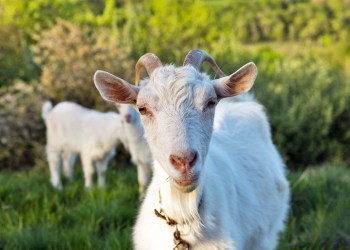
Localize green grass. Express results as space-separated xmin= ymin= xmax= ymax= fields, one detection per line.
xmin=0 ymin=164 xmax=349 ymax=249
xmin=278 ymin=165 xmax=350 ymax=250
xmin=0 ymin=165 xmax=139 ymax=250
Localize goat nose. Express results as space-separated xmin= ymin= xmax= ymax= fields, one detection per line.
xmin=169 ymin=151 xmax=198 ymax=173
xmin=124 ymin=114 xmax=131 ymax=123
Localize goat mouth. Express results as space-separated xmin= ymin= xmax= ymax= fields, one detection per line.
xmin=175 ymin=179 xmax=196 ymax=186
xmin=173 ymin=175 xmax=198 ymax=190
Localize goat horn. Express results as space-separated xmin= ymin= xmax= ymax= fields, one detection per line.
xmin=183 ymin=49 xmax=226 ymax=77
xmin=135 ymin=53 xmax=162 ymax=86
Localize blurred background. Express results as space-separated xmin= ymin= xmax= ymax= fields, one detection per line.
xmin=0 ymin=0 xmax=349 ymax=249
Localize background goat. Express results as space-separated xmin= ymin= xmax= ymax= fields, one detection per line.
xmin=116 ymin=104 xmax=153 ymax=198
xmin=42 ymin=101 xmax=127 ymax=189
xmin=94 ymin=50 xmax=290 ymax=249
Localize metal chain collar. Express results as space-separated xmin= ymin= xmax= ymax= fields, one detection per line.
xmin=154 ymin=190 xmax=190 ymax=250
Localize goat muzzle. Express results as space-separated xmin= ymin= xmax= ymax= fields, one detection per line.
xmin=169 ymin=152 xmax=197 ymax=174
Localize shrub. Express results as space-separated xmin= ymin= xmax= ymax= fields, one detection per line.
xmin=0 ymin=25 xmax=40 ymax=87
xmin=31 ymin=19 xmax=134 ymax=109
xmin=253 ymin=49 xmax=350 ymax=167
xmin=0 ymin=81 xmax=45 ymax=170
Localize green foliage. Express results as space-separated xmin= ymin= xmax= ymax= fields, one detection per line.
xmin=31 ymin=19 xmax=134 ymax=108
xmin=0 ymin=26 xmax=40 ymax=86
xmin=0 ymin=81 xmax=46 ymax=170
xmin=252 ymin=50 xmax=350 ymax=166
xmin=121 ymin=0 xmax=217 ymax=60
xmin=0 ymin=0 xmax=350 ymax=169
xmin=0 ymin=165 xmax=349 ymax=249
xmin=0 ymin=0 xmax=105 ymax=31
xmin=218 ymin=0 xmax=350 ymax=44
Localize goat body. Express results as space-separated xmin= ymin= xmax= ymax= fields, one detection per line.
xmin=94 ymin=50 xmax=290 ymax=249
xmin=42 ymin=101 xmax=126 ymax=189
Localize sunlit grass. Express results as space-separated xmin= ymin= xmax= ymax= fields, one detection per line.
xmin=278 ymin=164 xmax=350 ymax=249
xmin=0 ymin=164 xmax=349 ymax=249
xmin=0 ymin=164 xmax=138 ymax=250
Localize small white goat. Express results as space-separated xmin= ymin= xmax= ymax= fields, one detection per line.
xmin=94 ymin=50 xmax=290 ymax=249
xmin=42 ymin=101 xmax=127 ymax=189
xmin=116 ymin=104 xmax=153 ymax=198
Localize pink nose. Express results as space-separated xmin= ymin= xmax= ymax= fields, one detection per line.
xmin=169 ymin=151 xmax=198 ymax=174
xmin=124 ymin=114 xmax=131 ymax=123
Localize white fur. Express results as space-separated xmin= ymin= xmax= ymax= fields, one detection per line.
xmin=94 ymin=63 xmax=290 ymax=250
xmin=42 ymin=101 xmax=127 ymax=189
xmin=116 ymin=104 xmax=153 ymax=198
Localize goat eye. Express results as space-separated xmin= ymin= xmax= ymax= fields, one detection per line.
xmin=206 ymin=100 xmax=217 ymax=110
xmin=138 ymin=106 xmax=147 ymax=115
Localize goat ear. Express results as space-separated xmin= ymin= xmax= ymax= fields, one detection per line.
xmin=94 ymin=70 xmax=139 ymax=104
xmin=213 ymin=62 xmax=257 ymax=98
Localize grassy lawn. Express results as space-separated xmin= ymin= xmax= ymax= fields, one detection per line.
xmin=279 ymin=165 xmax=350 ymax=250
xmin=0 ymin=165 xmax=139 ymax=249
xmin=0 ymin=163 xmax=349 ymax=249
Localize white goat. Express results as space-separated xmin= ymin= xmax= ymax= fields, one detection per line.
xmin=42 ymin=101 xmax=127 ymax=189
xmin=116 ymin=104 xmax=153 ymax=198
xmin=94 ymin=50 xmax=290 ymax=250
